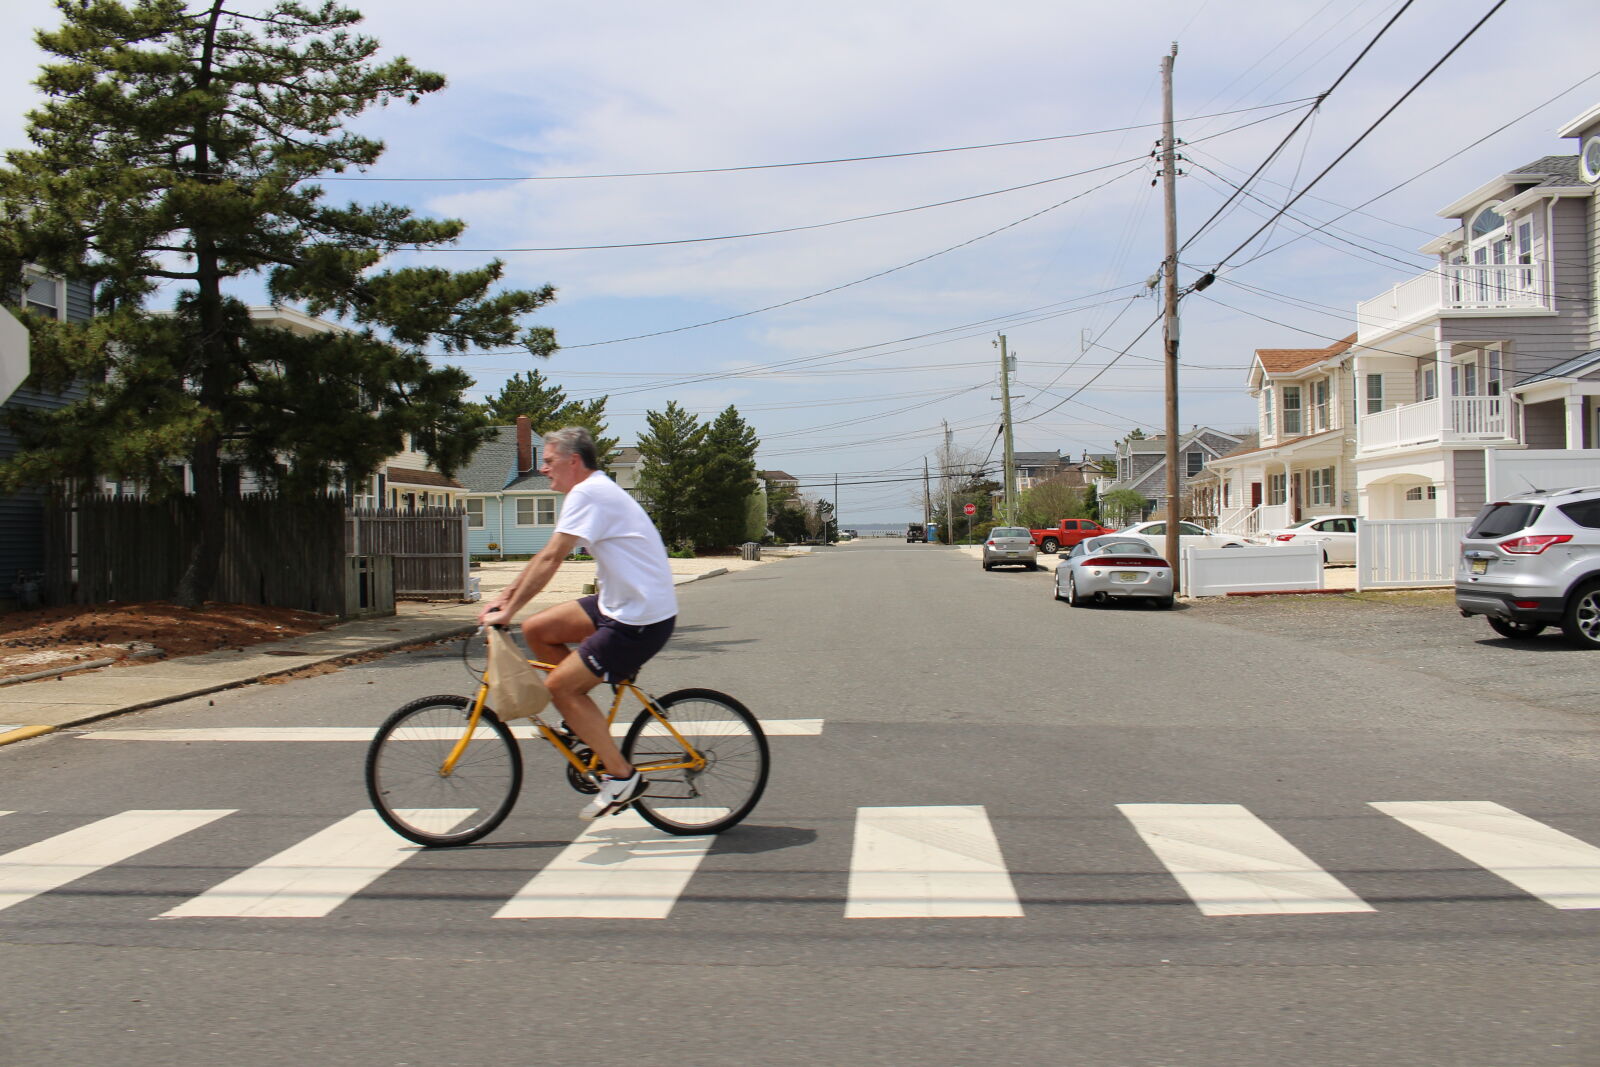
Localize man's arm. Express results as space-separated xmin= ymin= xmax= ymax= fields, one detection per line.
xmin=478 ymin=531 xmax=582 ymax=625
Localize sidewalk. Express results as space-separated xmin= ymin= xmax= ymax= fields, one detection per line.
xmin=0 ymin=549 xmax=807 ymax=747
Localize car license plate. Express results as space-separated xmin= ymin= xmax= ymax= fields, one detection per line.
xmin=1471 ymin=558 xmax=1488 ymax=575
xmin=1116 ymin=571 xmax=1141 ymax=581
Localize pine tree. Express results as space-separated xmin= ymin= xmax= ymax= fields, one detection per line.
xmin=480 ymin=370 xmax=618 ymax=466
xmin=692 ymin=405 xmax=759 ymax=548
xmin=0 ymin=1 xmax=556 ymax=605
xmin=635 ymin=401 xmax=705 ymax=549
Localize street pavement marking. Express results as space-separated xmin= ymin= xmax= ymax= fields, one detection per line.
xmin=0 ymin=809 xmax=234 ymax=914
xmin=158 ymin=809 xmax=470 ymax=919
xmin=1372 ymin=801 xmax=1600 ymax=910
xmin=845 ymin=805 xmax=1023 ymax=919
xmin=78 ymin=720 xmax=824 ymax=741
xmin=494 ymin=809 xmax=717 ymax=919
xmin=1118 ymin=803 xmax=1374 ymax=916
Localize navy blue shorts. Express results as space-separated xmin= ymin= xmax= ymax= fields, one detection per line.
xmin=574 ymin=595 xmax=675 ymax=683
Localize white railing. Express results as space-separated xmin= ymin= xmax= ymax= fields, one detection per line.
xmin=1356 ymin=262 xmax=1550 ymax=342
xmin=1355 ymin=518 xmax=1471 ymax=589
xmin=1216 ymin=505 xmax=1260 ymax=536
xmin=1360 ymin=395 xmax=1519 ymax=453
xmin=1183 ymin=544 xmax=1322 ymax=597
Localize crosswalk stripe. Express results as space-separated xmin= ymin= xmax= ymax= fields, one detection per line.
xmin=0 ymin=809 xmax=234 ymax=914
xmin=1372 ymin=801 xmax=1600 ymax=910
xmin=158 ymin=809 xmax=471 ymax=918
xmin=78 ymin=720 xmax=824 ymax=742
xmin=494 ymin=809 xmax=716 ymax=919
xmin=1118 ymin=803 xmax=1374 ymax=916
xmin=845 ymin=805 xmax=1022 ymax=919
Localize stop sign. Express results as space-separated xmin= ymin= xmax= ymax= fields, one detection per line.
xmin=963 ymin=503 xmax=976 ymax=515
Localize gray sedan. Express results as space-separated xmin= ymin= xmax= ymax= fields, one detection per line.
xmin=1055 ymin=535 xmax=1174 ymax=609
xmin=982 ymin=527 xmax=1039 ymax=570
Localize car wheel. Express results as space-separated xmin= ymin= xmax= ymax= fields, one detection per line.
xmin=982 ymin=561 xmax=992 ymax=571
xmin=1559 ymin=579 xmax=1600 ymax=649
xmin=1487 ymin=617 xmax=1546 ymax=640
xmin=1053 ymin=575 xmax=1065 ymax=602
xmin=1026 ymin=562 xmax=1038 ymax=571
xmin=1222 ymin=542 xmax=1243 ymax=548
xmin=1040 ymin=538 xmax=1059 ymax=554
xmin=1067 ymin=573 xmax=1085 ymax=608
xmin=1156 ymin=596 xmax=1175 ymax=610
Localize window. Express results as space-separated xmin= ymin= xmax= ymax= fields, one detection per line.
xmin=1281 ymin=385 xmax=1302 ymax=435
xmin=538 ymin=497 xmax=557 ymax=525
xmin=1179 ymin=522 xmax=1206 ymax=536
xmin=20 ymin=271 xmax=61 ymax=320
xmin=1268 ymin=473 xmax=1287 ymax=505
xmin=1558 ymin=500 xmax=1600 ymax=529
xmin=1405 ymin=485 xmax=1439 ymax=502
xmin=1365 ymin=373 xmax=1384 ymax=415
xmin=466 ymin=498 xmax=484 ymax=528
xmin=1312 ymin=379 xmax=1329 ymax=431
xmin=1263 ymin=387 xmax=1274 ymax=436
xmin=1468 ymin=502 xmax=1541 ymax=538
xmin=1142 ymin=523 xmax=1166 ymax=535
xmin=516 ymin=498 xmax=534 ymax=525
xmin=1420 ymin=365 xmax=1437 ymax=401
xmin=1487 ymin=347 xmax=1503 ymax=396
xmin=1470 ymin=205 xmax=1505 ymax=238
xmin=1309 ymin=467 xmax=1334 ymax=507
xmin=1186 ymin=451 xmax=1204 ymax=477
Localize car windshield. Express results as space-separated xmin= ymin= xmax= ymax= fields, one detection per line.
xmin=1469 ymin=502 xmax=1543 ymax=539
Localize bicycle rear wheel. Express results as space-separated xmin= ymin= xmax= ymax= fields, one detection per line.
xmin=623 ymin=688 xmax=769 ymax=835
xmin=365 ymin=694 xmax=523 ymax=847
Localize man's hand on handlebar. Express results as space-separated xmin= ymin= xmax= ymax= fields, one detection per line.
xmin=478 ymin=597 xmax=513 ymax=627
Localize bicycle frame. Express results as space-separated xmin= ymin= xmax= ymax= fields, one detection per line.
xmin=439 ymin=661 xmax=707 ymax=780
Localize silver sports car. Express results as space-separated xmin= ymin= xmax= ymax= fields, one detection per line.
xmin=1054 ymin=534 xmax=1174 ymax=609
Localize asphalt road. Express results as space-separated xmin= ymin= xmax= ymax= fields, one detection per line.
xmin=2 ymin=540 xmax=1597 ymax=1066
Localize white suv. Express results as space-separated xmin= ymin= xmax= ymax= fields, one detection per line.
xmin=1455 ymin=487 xmax=1600 ymax=647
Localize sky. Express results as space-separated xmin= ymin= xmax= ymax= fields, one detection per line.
xmin=4 ymin=0 xmax=1600 ymax=523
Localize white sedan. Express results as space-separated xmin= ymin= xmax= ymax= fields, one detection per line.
xmin=1116 ymin=520 xmax=1246 ymax=553
xmin=1254 ymin=515 xmax=1359 ymax=564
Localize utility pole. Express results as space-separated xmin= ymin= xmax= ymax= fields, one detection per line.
xmin=942 ymin=420 xmax=954 ymax=543
xmin=833 ymin=472 xmax=839 ymax=542
xmin=997 ymin=333 xmax=1017 ymax=525
xmin=923 ymin=458 xmax=931 ymax=529
xmin=1159 ymin=43 xmax=1183 ymax=590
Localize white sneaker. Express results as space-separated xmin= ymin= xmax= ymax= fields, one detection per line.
xmin=580 ymin=771 xmax=646 ymax=821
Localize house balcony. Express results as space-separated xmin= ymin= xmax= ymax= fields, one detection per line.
xmin=1357 ymin=395 xmax=1520 ymax=456
xmin=1355 ymin=262 xmax=1552 ymax=345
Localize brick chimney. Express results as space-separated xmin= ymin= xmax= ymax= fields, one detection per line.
xmin=516 ymin=415 xmax=532 ymax=475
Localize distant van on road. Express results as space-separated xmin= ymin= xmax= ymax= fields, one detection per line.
xmin=906 ymin=523 xmax=925 ymax=542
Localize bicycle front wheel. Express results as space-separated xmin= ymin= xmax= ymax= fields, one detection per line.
xmin=365 ymin=694 xmax=523 ymax=847
xmin=623 ymin=688 xmax=769 ymax=835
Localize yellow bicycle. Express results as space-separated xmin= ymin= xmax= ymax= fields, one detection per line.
xmin=364 ymin=631 xmax=769 ymax=847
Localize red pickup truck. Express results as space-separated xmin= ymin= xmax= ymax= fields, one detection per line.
xmin=1030 ymin=519 xmax=1116 ymax=554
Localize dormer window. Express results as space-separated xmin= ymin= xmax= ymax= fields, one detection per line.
xmin=1469 ymin=205 xmax=1505 ymax=238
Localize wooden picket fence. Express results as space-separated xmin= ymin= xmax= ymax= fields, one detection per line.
xmin=42 ymin=494 xmax=349 ymax=613
xmin=345 ymin=506 xmax=469 ymax=599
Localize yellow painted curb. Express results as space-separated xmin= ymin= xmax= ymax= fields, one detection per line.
xmin=0 ymin=725 xmax=56 ymax=747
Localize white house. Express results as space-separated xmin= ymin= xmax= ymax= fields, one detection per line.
xmin=1347 ymin=103 xmax=1600 ymax=518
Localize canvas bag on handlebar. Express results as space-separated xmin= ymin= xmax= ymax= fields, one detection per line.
xmin=484 ymin=626 xmax=552 ymax=722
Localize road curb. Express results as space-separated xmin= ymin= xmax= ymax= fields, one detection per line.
xmin=0 ymin=724 xmax=57 ymax=747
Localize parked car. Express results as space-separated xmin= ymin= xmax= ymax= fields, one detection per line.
xmin=982 ymin=527 xmax=1039 ymax=571
xmin=1029 ymin=518 xmax=1118 ymax=554
xmin=1255 ymin=515 xmax=1359 ymax=564
xmin=1455 ymin=486 xmax=1600 ymax=648
xmin=1116 ymin=520 xmax=1246 ymax=553
xmin=1055 ymin=535 xmax=1174 ymax=608
xmin=906 ymin=523 xmax=924 ymax=542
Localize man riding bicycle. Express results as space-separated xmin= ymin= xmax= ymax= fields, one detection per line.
xmin=477 ymin=426 xmax=678 ymax=820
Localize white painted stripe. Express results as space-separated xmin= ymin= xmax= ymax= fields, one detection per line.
xmin=1373 ymin=801 xmax=1600 ymax=910
xmin=845 ymin=805 xmax=1022 ymax=919
xmin=1119 ymin=803 xmax=1374 ymax=916
xmin=494 ymin=810 xmax=716 ymax=919
xmin=79 ymin=720 xmax=823 ymax=742
xmin=158 ymin=809 xmax=469 ymax=918
xmin=0 ymin=809 xmax=234 ymax=913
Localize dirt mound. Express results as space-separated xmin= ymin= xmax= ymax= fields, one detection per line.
xmin=0 ymin=602 xmax=332 ymax=680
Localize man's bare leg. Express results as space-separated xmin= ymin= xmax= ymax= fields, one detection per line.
xmin=545 ymin=655 xmax=633 ymax=778
xmin=520 ymin=600 xmax=592 ymax=666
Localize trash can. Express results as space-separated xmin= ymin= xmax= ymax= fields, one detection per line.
xmin=739 ymin=542 xmax=761 ymax=561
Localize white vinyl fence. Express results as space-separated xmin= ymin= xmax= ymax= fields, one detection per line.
xmin=1356 ymin=517 xmax=1470 ymax=589
xmin=1486 ymin=449 xmax=1600 ymax=499
xmin=1182 ymin=544 xmax=1322 ymax=597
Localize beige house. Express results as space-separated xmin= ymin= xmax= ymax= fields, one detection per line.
xmin=1204 ymin=335 xmax=1359 ymax=535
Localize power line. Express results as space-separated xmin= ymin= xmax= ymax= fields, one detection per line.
xmin=316 ymin=99 xmax=1319 ymax=183
xmin=1205 ymin=0 xmax=1512 ymax=275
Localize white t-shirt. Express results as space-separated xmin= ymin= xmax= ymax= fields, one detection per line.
xmin=555 ymin=470 xmax=678 ymax=625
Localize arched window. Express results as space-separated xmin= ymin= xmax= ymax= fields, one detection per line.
xmin=1470 ymin=205 xmax=1505 ymax=238
xmin=1459 ymin=202 xmax=1511 ymax=304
